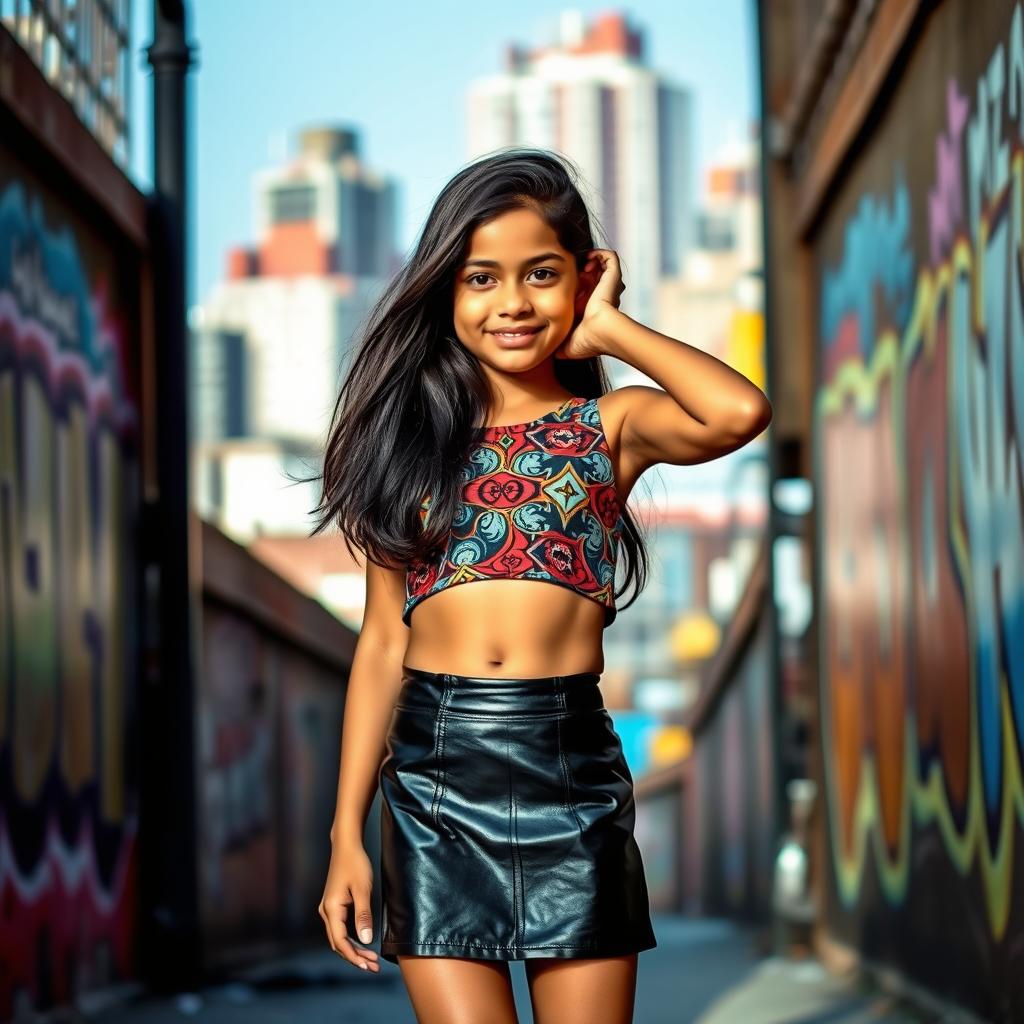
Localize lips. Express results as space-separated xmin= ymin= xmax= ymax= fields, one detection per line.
xmin=490 ymin=326 xmax=543 ymax=338
xmin=490 ymin=325 xmax=544 ymax=350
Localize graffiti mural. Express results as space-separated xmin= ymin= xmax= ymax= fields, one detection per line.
xmin=814 ymin=0 xmax=1024 ymax=1015
xmin=0 ymin=152 xmax=141 ymax=1018
xmin=196 ymin=604 xmax=347 ymax=953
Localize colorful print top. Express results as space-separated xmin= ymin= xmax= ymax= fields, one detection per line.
xmin=403 ymin=395 xmax=624 ymax=627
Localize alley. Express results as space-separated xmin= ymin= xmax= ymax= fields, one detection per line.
xmin=93 ymin=917 xmax=930 ymax=1024
xmin=4 ymin=2 xmax=1022 ymax=1022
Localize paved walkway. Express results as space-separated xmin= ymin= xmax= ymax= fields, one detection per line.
xmin=85 ymin=916 xmax=944 ymax=1024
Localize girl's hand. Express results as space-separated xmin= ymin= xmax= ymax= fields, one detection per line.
xmin=555 ymin=248 xmax=625 ymax=361
xmin=319 ymin=838 xmax=382 ymax=973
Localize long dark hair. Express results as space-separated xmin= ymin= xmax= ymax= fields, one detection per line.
xmin=305 ymin=147 xmax=649 ymax=614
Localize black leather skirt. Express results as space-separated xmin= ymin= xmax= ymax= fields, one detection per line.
xmin=377 ymin=665 xmax=657 ymax=963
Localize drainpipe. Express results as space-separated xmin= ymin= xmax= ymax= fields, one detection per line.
xmin=140 ymin=0 xmax=201 ymax=991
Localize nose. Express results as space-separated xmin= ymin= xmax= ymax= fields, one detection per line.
xmin=497 ymin=280 xmax=533 ymax=314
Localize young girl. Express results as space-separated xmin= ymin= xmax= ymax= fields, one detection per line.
xmin=313 ymin=148 xmax=771 ymax=1023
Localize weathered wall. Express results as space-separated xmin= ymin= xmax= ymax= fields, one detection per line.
xmin=810 ymin=1 xmax=1024 ymax=1015
xmin=0 ymin=97 xmax=144 ymax=1016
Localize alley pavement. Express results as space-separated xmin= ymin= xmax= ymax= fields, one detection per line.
xmin=60 ymin=915 xmax=945 ymax=1023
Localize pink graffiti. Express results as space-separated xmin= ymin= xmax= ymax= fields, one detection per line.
xmin=929 ymin=79 xmax=970 ymax=264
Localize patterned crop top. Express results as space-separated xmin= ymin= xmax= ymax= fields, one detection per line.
xmin=403 ymin=395 xmax=624 ymax=627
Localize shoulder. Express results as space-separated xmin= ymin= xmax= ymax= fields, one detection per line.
xmin=590 ymin=386 xmax=672 ymax=498
xmin=592 ymin=385 xmax=660 ymax=449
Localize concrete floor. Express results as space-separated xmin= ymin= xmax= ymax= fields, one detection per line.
xmin=86 ymin=915 xmax=939 ymax=1024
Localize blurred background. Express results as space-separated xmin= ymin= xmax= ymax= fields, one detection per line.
xmin=0 ymin=0 xmax=1018 ymax=1021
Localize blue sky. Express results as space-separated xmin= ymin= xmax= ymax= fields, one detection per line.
xmin=128 ymin=2 xmax=758 ymax=311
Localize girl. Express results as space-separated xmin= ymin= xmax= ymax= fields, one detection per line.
xmin=313 ymin=148 xmax=771 ymax=1024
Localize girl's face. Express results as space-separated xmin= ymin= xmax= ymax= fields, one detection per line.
xmin=452 ymin=207 xmax=587 ymax=371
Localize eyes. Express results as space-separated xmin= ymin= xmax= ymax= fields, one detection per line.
xmin=464 ymin=268 xmax=559 ymax=287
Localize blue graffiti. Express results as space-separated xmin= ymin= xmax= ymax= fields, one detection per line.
xmin=951 ymin=210 xmax=1024 ymax=815
xmin=0 ymin=180 xmax=109 ymax=378
xmin=820 ymin=172 xmax=916 ymax=357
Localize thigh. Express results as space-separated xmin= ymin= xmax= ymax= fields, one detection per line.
xmin=397 ymin=955 xmax=519 ymax=1024
xmin=525 ymin=954 xmax=638 ymax=1024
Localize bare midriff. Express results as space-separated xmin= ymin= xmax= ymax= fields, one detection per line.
xmin=402 ymin=578 xmax=607 ymax=677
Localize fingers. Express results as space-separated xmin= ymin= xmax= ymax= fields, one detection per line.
xmin=587 ymin=249 xmax=625 ymax=296
xmin=350 ymin=884 xmax=381 ymax=972
xmin=318 ymin=895 xmax=381 ymax=973
xmin=353 ymin=886 xmax=374 ymax=947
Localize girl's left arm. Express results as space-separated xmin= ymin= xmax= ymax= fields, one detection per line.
xmin=593 ymin=307 xmax=773 ymax=469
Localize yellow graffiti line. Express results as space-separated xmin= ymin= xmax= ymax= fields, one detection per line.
xmin=820 ymin=327 xmax=910 ymax=908
xmin=829 ymin=717 xmax=915 ymax=907
xmin=944 ymin=217 xmax=1020 ymax=940
xmin=908 ymin=683 xmax=1020 ymax=939
xmin=818 ymin=330 xmax=901 ymax=417
xmin=816 ymin=204 xmax=1024 ymax=939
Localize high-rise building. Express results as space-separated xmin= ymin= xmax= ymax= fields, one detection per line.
xmin=198 ymin=126 xmax=398 ymax=447
xmin=254 ymin=126 xmax=397 ymax=281
xmin=466 ymin=11 xmax=696 ymax=334
xmin=193 ymin=126 xmax=400 ymax=543
xmin=189 ymin=327 xmax=248 ymax=442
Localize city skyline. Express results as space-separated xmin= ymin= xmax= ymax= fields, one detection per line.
xmin=127 ymin=1 xmax=757 ymax=312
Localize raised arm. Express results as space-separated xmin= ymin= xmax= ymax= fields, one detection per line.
xmin=595 ymin=307 xmax=772 ymax=474
xmin=558 ymin=248 xmax=772 ymax=477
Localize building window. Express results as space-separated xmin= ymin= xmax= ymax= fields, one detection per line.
xmin=272 ymin=185 xmax=316 ymax=224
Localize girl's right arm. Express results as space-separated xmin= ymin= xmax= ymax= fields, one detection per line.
xmin=319 ymin=555 xmax=409 ymax=973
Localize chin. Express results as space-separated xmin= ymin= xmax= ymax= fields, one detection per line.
xmin=489 ymin=350 xmax=544 ymax=367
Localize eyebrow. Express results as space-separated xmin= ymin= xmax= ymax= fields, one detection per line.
xmin=462 ymin=252 xmax=567 ymax=269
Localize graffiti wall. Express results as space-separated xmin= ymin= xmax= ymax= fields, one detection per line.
xmin=197 ymin=602 xmax=347 ymax=957
xmin=814 ymin=0 xmax=1024 ymax=1016
xmin=0 ymin=147 xmax=142 ymax=1016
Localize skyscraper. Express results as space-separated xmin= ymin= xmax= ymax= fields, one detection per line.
xmin=466 ymin=11 xmax=695 ymax=332
xmin=193 ymin=126 xmax=399 ymax=541
xmin=200 ymin=126 xmax=399 ymax=446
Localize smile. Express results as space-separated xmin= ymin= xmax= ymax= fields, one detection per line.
xmin=491 ymin=327 xmax=542 ymax=338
